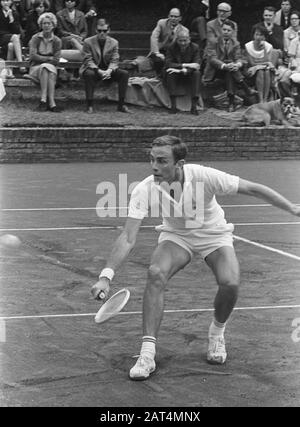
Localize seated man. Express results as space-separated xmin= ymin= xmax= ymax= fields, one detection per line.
xmin=79 ymin=18 xmax=130 ymax=114
xmin=164 ymin=29 xmax=201 ymax=115
xmin=252 ymin=6 xmax=284 ymax=51
xmin=206 ymin=2 xmax=238 ymax=42
xmin=203 ymin=19 xmax=256 ymax=112
xmin=56 ymin=0 xmax=87 ymax=52
xmin=150 ymin=7 xmax=188 ymax=77
xmin=274 ymin=0 xmax=292 ymax=30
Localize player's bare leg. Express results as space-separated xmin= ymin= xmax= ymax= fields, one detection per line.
xmin=205 ymin=246 xmax=240 ymax=364
xmin=129 ymin=241 xmax=190 ymax=380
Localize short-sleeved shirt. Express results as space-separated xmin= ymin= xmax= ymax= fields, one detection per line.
xmin=128 ymin=164 xmax=239 ymax=235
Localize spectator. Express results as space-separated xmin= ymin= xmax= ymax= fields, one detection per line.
xmin=183 ymin=0 xmax=209 ymax=56
xmin=245 ymin=24 xmax=275 ymax=103
xmin=56 ymin=0 xmax=87 ymax=52
xmin=80 ymin=18 xmax=130 ymax=114
xmin=149 ymin=8 xmax=188 ymax=77
xmin=203 ymin=19 xmax=256 ymax=112
xmin=77 ymin=0 xmax=96 ymax=37
xmin=164 ymin=28 xmax=201 ymax=115
xmin=24 ymin=0 xmax=50 ymax=46
xmin=0 ymin=0 xmax=25 ymax=77
xmin=275 ymin=0 xmax=292 ymax=30
xmin=11 ymin=0 xmax=27 ymax=32
xmin=206 ymin=2 xmax=237 ymax=42
xmin=28 ymin=12 xmax=62 ymax=112
xmin=253 ymin=6 xmax=284 ymax=50
xmin=284 ymin=10 xmax=300 ymax=55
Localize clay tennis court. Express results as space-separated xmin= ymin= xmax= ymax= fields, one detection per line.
xmin=0 ymin=160 xmax=299 ymax=407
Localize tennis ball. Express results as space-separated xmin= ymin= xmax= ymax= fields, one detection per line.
xmin=0 ymin=234 xmax=22 ymax=248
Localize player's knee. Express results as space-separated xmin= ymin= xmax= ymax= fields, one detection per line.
xmin=148 ymin=264 xmax=167 ymax=286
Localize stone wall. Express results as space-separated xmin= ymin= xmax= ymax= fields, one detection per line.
xmin=1 ymin=127 xmax=299 ymax=163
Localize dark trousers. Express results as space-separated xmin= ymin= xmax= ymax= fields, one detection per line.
xmin=165 ymin=70 xmax=201 ymax=97
xmin=149 ymin=52 xmax=165 ymax=76
xmin=214 ymin=69 xmax=244 ymax=96
xmin=83 ymin=68 xmax=129 ymax=106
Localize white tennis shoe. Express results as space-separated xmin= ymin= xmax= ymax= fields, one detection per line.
xmin=129 ymin=355 xmax=156 ymax=380
xmin=207 ymin=335 xmax=227 ymax=364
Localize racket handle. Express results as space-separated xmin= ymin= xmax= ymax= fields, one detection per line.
xmin=99 ymin=291 xmax=106 ymax=300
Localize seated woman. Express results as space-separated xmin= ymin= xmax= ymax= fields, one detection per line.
xmin=24 ymin=0 xmax=50 ymax=46
xmin=283 ymin=10 xmax=300 ymax=62
xmin=0 ymin=0 xmax=26 ymax=77
xmin=28 ymin=12 xmax=62 ymax=112
xmin=56 ymin=0 xmax=87 ymax=56
xmin=245 ymin=24 xmax=275 ymax=102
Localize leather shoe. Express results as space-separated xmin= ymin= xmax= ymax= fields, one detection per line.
xmin=117 ymin=105 xmax=130 ymax=113
xmin=35 ymin=101 xmax=48 ymax=112
xmin=169 ymin=107 xmax=178 ymax=114
xmin=190 ymin=107 xmax=199 ymax=116
xmin=49 ymin=105 xmax=63 ymax=113
xmin=228 ymin=104 xmax=235 ymax=113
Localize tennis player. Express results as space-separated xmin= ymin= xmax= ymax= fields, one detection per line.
xmin=91 ymin=135 xmax=300 ymax=380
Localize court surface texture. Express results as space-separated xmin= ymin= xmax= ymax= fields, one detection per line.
xmin=0 ymin=160 xmax=299 ymax=407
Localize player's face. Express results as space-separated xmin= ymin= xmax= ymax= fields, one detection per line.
xmin=150 ymin=145 xmax=179 ymax=184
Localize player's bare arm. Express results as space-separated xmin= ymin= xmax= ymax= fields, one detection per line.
xmin=238 ymin=178 xmax=300 ymax=216
xmin=91 ymin=217 xmax=142 ymax=300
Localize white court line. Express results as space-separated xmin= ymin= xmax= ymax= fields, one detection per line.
xmin=1 ymin=304 xmax=300 ymax=321
xmin=1 ymin=204 xmax=299 ymax=211
xmin=0 ymin=222 xmax=300 ymax=232
xmin=234 ymin=235 xmax=300 ymax=261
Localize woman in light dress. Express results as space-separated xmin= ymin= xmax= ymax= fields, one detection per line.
xmin=245 ymin=24 xmax=275 ymax=102
xmin=28 ymin=12 xmax=62 ymax=112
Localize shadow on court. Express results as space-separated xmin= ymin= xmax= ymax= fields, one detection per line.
xmin=0 ymin=161 xmax=299 ymax=407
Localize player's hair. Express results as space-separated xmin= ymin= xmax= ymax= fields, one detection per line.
xmin=152 ymin=135 xmax=188 ymax=162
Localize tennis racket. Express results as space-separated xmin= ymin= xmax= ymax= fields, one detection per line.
xmin=94 ymin=288 xmax=130 ymax=324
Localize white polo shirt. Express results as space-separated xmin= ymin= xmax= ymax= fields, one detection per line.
xmin=128 ymin=164 xmax=239 ymax=235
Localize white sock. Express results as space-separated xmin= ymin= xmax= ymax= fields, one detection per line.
xmin=140 ymin=336 xmax=156 ymax=359
xmin=208 ymin=319 xmax=226 ymax=339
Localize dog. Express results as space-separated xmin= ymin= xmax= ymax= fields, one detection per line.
xmin=242 ymin=97 xmax=295 ymax=127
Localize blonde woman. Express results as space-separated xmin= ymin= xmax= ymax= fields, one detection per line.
xmin=28 ymin=12 xmax=62 ymax=112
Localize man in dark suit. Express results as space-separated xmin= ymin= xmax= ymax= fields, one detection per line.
xmin=164 ymin=28 xmax=201 ymax=115
xmin=203 ymin=19 xmax=256 ymax=111
xmin=253 ymin=6 xmax=284 ymax=50
xmin=150 ymin=8 xmax=188 ymax=77
xmin=80 ymin=18 xmax=130 ymax=113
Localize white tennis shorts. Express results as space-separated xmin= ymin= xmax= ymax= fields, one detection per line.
xmin=158 ymin=228 xmax=234 ymax=260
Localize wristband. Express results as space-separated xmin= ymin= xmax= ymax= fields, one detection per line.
xmin=99 ymin=267 xmax=114 ymax=281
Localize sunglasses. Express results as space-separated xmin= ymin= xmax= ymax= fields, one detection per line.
xmin=169 ymin=15 xmax=180 ymax=18
xmin=97 ymin=29 xmax=109 ymax=33
xmin=218 ymin=9 xmax=230 ymax=13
